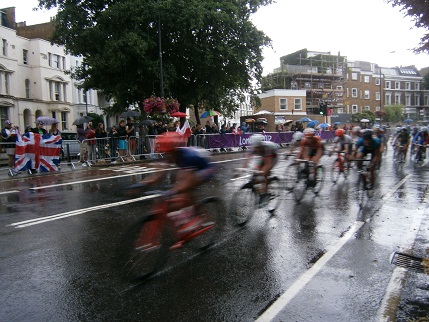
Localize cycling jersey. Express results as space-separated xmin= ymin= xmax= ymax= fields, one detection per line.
xmin=333 ymin=134 xmax=353 ymax=153
xmin=176 ymin=147 xmax=214 ymax=180
xmin=413 ymin=132 xmax=429 ymax=145
xmin=300 ymin=136 xmax=323 ymax=157
xmin=395 ymin=132 xmax=410 ymax=145
xmin=250 ymin=141 xmax=278 ymax=159
xmin=355 ymin=137 xmax=381 ymax=155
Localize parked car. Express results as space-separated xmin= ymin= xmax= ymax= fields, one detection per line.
xmin=61 ymin=131 xmax=80 ymax=159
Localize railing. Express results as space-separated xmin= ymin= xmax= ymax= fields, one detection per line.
xmin=1 ymin=131 xmax=337 ymax=174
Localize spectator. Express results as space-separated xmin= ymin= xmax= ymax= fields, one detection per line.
xmin=138 ymin=124 xmax=148 ymax=160
xmin=126 ymin=117 xmax=136 ymax=160
xmin=85 ymin=122 xmax=96 ymax=163
xmin=276 ymin=123 xmax=285 ymax=132
xmin=205 ymin=121 xmax=212 ymax=134
xmin=220 ymin=124 xmax=228 ymax=134
xmin=76 ymin=124 xmax=89 ymax=166
xmin=117 ymin=120 xmax=127 ymax=159
xmin=95 ymin=123 xmax=108 ymax=160
xmin=48 ymin=122 xmax=62 ymax=169
xmin=108 ymin=125 xmax=120 ymax=163
xmin=33 ymin=121 xmax=47 ymax=135
xmin=211 ymin=123 xmax=219 ymax=133
xmin=155 ymin=120 xmax=166 ymax=135
xmin=1 ymin=120 xmax=19 ymax=177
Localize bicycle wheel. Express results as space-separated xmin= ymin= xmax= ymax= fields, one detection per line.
xmin=229 ymin=182 xmax=258 ymax=226
xmin=121 ymin=215 xmax=172 ymax=281
xmin=331 ymin=159 xmax=341 ymax=184
xmin=293 ymin=164 xmax=308 ymax=203
xmin=266 ymin=176 xmax=284 ymax=214
xmin=188 ymin=197 xmax=222 ymax=250
xmin=357 ymin=173 xmax=366 ymax=208
xmin=285 ymin=163 xmax=299 ymax=191
xmin=414 ymin=149 xmax=423 ymax=167
xmin=312 ymin=165 xmax=325 ymax=195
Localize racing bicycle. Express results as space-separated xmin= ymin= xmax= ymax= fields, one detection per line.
xmin=353 ymin=159 xmax=375 ymax=207
xmin=413 ymin=144 xmax=426 ymax=167
xmin=330 ymin=151 xmax=349 ymax=184
xmin=121 ymin=191 xmax=222 ymax=281
xmin=285 ymin=159 xmax=325 ymax=203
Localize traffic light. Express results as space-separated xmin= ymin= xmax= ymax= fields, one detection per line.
xmin=319 ymin=102 xmax=327 ymax=116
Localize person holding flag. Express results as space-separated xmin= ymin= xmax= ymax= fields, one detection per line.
xmin=1 ymin=120 xmax=20 ymax=177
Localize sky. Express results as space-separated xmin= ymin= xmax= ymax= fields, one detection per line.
xmin=1 ymin=0 xmax=428 ymax=74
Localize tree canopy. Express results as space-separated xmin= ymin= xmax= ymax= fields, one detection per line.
xmin=37 ymin=0 xmax=272 ymax=120
xmin=386 ymin=0 xmax=429 ymax=53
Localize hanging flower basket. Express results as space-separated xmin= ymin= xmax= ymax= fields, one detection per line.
xmin=143 ymin=96 xmax=180 ymax=116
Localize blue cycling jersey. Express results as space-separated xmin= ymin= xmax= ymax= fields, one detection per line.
xmin=356 ymin=137 xmax=381 ymax=151
xmin=176 ymin=147 xmax=212 ymax=171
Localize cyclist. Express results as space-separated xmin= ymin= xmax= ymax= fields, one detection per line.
xmin=288 ymin=130 xmax=304 ymax=155
xmin=241 ymin=134 xmax=279 ymax=204
xmin=295 ymin=128 xmax=324 ymax=166
xmin=131 ymin=132 xmax=215 ymax=232
xmin=373 ymin=126 xmax=386 ymax=154
xmin=331 ymin=129 xmax=353 ymax=170
xmin=352 ymin=130 xmax=381 ymax=189
xmin=392 ymin=127 xmax=411 ymax=161
xmin=412 ymin=126 xmax=429 ymax=160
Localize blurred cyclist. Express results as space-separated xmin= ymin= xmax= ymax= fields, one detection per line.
xmin=352 ymin=130 xmax=381 ymax=189
xmin=392 ymin=127 xmax=411 ymax=161
xmin=241 ymin=134 xmax=278 ymax=204
xmin=331 ymin=129 xmax=353 ymax=170
xmin=412 ymin=126 xmax=429 ymax=159
xmin=295 ymin=127 xmax=324 ymax=166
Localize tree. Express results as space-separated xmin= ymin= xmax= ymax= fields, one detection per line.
xmin=386 ymin=0 xmax=429 ymax=53
xmin=37 ymin=0 xmax=272 ymax=120
xmin=384 ymin=105 xmax=404 ymax=123
xmin=350 ymin=111 xmax=376 ymax=123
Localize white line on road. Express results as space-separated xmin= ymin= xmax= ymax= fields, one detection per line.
xmin=256 ymin=221 xmax=365 ymax=322
xmin=0 ymin=190 xmax=19 ymax=195
xmin=8 ymin=194 xmax=160 ymax=228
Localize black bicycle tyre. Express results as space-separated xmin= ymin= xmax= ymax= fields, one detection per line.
xmin=331 ymin=159 xmax=341 ymax=184
xmin=357 ymin=173 xmax=366 ymax=208
xmin=189 ymin=197 xmax=222 ymax=250
xmin=121 ymin=216 xmax=172 ymax=281
xmin=293 ymin=164 xmax=308 ymax=203
xmin=229 ymin=183 xmax=258 ymax=226
xmin=285 ymin=163 xmax=298 ymax=191
xmin=313 ymin=165 xmax=325 ymax=195
xmin=266 ymin=176 xmax=284 ymax=214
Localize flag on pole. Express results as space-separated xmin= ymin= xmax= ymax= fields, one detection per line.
xmin=176 ymin=120 xmax=192 ymax=138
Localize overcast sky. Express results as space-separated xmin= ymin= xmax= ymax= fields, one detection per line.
xmin=2 ymin=0 xmax=428 ymax=74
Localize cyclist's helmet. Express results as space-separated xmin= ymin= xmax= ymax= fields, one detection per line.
xmin=352 ymin=126 xmax=361 ymax=133
xmin=421 ymin=126 xmax=428 ymax=133
xmin=303 ymin=127 xmax=316 ymax=137
xmin=362 ymin=130 xmax=373 ymax=140
xmin=335 ymin=129 xmax=345 ymax=137
xmin=155 ymin=131 xmax=187 ymax=153
xmin=250 ymin=134 xmax=265 ymax=147
xmin=292 ymin=131 xmax=304 ymax=142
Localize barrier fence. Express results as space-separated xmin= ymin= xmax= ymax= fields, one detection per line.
xmin=1 ymin=130 xmax=336 ymax=174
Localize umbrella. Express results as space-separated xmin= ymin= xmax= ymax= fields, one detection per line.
xmin=334 ymin=121 xmax=342 ymax=125
xmin=360 ymin=118 xmax=370 ymax=123
xmin=201 ymin=110 xmax=221 ymax=118
xmin=120 ymin=110 xmax=141 ymax=118
xmin=253 ymin=110 xmax=273 ymax=115
xmin=299 ymin=117 xmax=312 ymax=122
xmin=245 ymin=118 xmax=255 ymax=123
xmin=35 ymin=116 xmax=59 ymax=125
xmin=170 ymin=111 xmax=187 ymax=117
xmin=73 ymin=115 xmax=93 ymax=125
xmin=138 ymin=119 xmax=157 ymax=126
xmin=307 ymin=120 xmax=319 ymax=127
xmin=404 ymin=118 xmax=413 ymax=123
xmin=284 ymin=120 xmax=294 ymax=124
xmin=319 ymin=123 xmax=330 ymax=129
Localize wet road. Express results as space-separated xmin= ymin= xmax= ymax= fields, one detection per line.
xmin=1 ymin=147 xmax=429 ymax=321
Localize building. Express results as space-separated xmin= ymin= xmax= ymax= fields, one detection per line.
xmin=0 ymin=7 xmax=104 ymax=131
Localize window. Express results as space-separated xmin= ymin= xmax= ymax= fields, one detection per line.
xmin=25 ymin=79 xmax=30 ymax=98
xmin=385 ymin=93 xmax=391 ymax=105
xmin=405 ymin=82 xmax=410 ymax=90
xmin=415 ymin=82 xmax=420 ymax=90
xmin=23 ymin=49 xmax=28 ymax=65
xmin=376 ymin=92 xmax=380 ymax=101
xmin=364 ymin=75 xmax=370 ymax=83
xmin=376 ymin=106 xmax=381 ymax=111
xmin=352 ymin=88 xmax=358 ymax=98
xmin=2 ymin=39 xmax=7 ymax=56
xmin=365 ymin=106 xmax=371 ymax=111
xmin=425 ymin=96 xmax=429 ymax=106
xmin=62 ymin=57 xmax=66 ymax=70
xmin=351 ymin=72 xmax=358 ymax=80
xmin=61 ymin=112 xmax=67 ymax=130
xmin=385 ymin=81 xmax=391 ymax=89
xmin=415 ymin=94 xmax=420 ymax=106
xmin=4 ymin=73 xmax=9 ymax=94
xmin=294 ymin=98 xmax=302 ymax=110
xmin=405 ymin=94 xmax=411 ymax=106
xmin=364 ymin=90 xmax=370 ymax=99
xmin=375 ymin=78 xmax=380 ymax=86
xmin=395 ymin=81 xmax=400 ymax=89
xmin=55 ymin=82 xmax=61 ymax=100
xmin=395 ymin=93 xmax=401 ymax=105
xmin=352 ymin=105 xmax=358 ymax=113
xmin=279 ymin=98 xmax=287 ymax=110
xmin=337 ymin=108 xmax=344 ymax=113
xmin=53 ymin=54 xmax=60 ymax=69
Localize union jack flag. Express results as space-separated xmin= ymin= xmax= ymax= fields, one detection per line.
xmin=14 ymin=132 xmax=62 ymax=172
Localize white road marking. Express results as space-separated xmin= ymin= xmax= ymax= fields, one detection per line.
xmin=0 ymin=190 xmax=19 ymax=195
xmin=8 ymin=194 xmax=160 ymax=228
xmin=256 ymin=220 xmax=365 ymax=322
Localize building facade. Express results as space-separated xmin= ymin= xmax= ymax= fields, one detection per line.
xmin=0 ymin=7 xmax=104 ymax=131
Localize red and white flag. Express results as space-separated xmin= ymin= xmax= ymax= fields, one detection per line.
xmin=176 ymin=120 xmax=192 ymax=138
